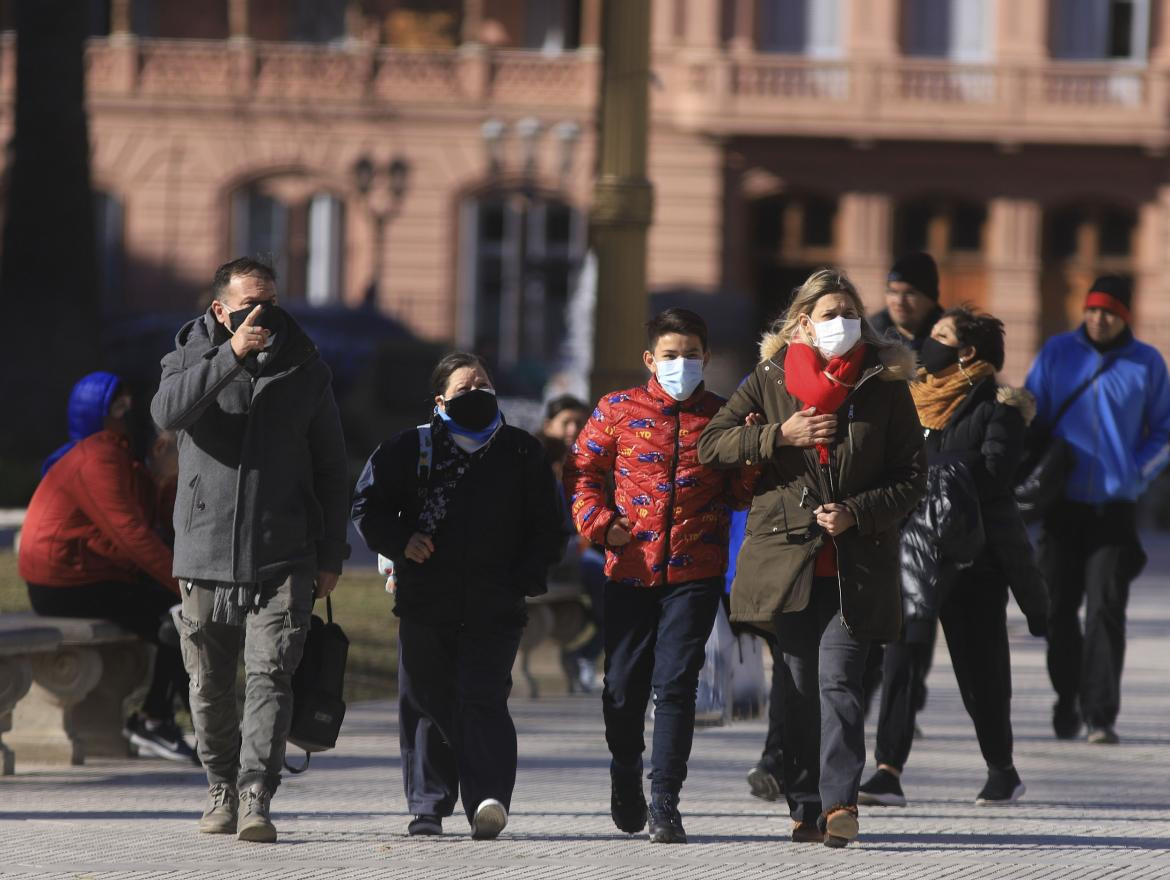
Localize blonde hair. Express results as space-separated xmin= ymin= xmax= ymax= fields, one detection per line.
xmin=769 ymin=267 xmax=904 ymax=359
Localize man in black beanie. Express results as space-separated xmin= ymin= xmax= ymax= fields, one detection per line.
xmin=872 ymin=252 xmax=945 ymax=355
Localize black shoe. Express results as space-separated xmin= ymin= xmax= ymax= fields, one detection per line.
xmin=610 ymin=770 xmax=647 ymax=834
xmin=746 ymin=756 xmax=783 ymax=801
xmin=647 ymin=792 xmax=686 ymax=844
xmin=408 ymin=814 xmax=442 ymax=836
xmin=1087 ymin=725 xmax=1120 ymax=745
xmin=975 ymin=766 xmax=1026 ymax=805
xmin=858 ymin=768 xmax=906 ymax=807
xmin=124 ymin=714 xmax=200 ymax=765
xmin=1053 ymin=698 xmax=1082 ymax=740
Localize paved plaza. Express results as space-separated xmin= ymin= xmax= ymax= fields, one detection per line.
xmin=2 ymin=541 xmax=1169 ymax=879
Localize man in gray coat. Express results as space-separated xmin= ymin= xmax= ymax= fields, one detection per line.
xmin=152 ymin=257 xmax=349 ymax=843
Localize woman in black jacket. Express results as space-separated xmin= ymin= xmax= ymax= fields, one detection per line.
xmin=351 ymin=352 xmax=565 ymax=840
xmin=859 ymin=308 xmax=1047 ymax=808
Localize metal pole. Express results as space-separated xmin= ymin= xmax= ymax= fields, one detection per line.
xmin=588 ymin=0 xmax=654 ymax=399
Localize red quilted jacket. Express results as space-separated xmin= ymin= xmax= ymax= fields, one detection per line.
xmin=564 ymin=377 xmax=755 ymax=588
xmin=18 ymin=430 xmax=179 ymax=595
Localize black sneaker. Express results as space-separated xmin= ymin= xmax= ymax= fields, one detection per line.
xmin=124 ymin=714 xmax=200 ymax=765
xmin=647 ymin=792 xmax=686 ymax=844
xmin=746 ymin=755 xmax=783 ymax=801
xmin=1053 ymin=698 xmax=1082 ymax=740
xmin=975 ymin=766 xmax=1026 ymax=805
xmin=858 ymin=768 xmax=906 ymax=807
xmin=408 ymin=814 xmax=442 ymax=836
xmin=610 ymin=769 xmax=647 ymax=834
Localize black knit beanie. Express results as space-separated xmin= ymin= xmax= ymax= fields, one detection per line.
xmin=888 ymin=252 xmax=940 ymax=302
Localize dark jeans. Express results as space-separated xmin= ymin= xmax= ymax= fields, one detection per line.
xmin=776 ymin=577 xmax=870 ymax=823
xmin=397 ymin=617 xmax=523 ymax=824
xmin=602 ymin=577 xmax=722 ymax=796
xmin=1041 ymin=501 xmax=1146 ymax=728
xmin=27 ymin=580 xmax=188 ymax=720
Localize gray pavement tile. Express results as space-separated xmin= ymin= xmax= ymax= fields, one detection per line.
xmin=3 ymin=541 xmax=1170 ymax=879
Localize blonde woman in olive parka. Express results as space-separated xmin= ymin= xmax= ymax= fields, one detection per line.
xmin=698 ymin=269 xmax=926 ymax=848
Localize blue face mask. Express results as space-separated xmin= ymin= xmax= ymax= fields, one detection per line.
xmin=655 ymin=357 xmax=705 ymax=401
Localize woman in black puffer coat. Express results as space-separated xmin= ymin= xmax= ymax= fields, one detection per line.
xmin=859 ymin=308 xmax=1048 ymax=809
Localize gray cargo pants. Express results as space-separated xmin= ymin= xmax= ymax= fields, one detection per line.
xmin=178 ymin=569 xmax=315 ymax=793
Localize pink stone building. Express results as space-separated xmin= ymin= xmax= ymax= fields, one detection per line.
xmin=1 ymin=0 xmax=1168 ymax=385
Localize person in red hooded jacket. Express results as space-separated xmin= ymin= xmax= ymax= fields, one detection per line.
xmin=564 ymin=308 xmax=755 ymax=845
xmin=18 ymin=372 xmax=196 ymax=764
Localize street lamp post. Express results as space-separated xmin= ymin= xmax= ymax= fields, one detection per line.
xmin=352 ymin=154 xmax=411 ymax=307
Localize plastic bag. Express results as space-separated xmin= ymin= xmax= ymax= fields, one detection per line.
xmin=695 ymin=601 xmax=736 ymax=726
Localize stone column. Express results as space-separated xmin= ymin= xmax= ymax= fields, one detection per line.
xmin=985 ymin=198 xmax=1042 ymax=385
xmin=0 ymin=655 xmax=35 ymax=775
xmin=461 ymin=0 xmax=484 ymax=45
xmin=1134 ymin=187 xmax=1170 ymax=358
xmin=728 ymin=0 xmax=756 ymax=54
xmin=845 ymin=0 xmax=898 ymax=58
xmin=580 ymin=0 xmax=603 ymax=50
xmin=590 ymin=0 xmax=655 ymax=398
xmin=7 ymin=648 xmax=103 ymax=765
xmin=993 ymin=0 xmax=1049 ymax=60
xmin=683 ymin=0 xmax=721 ymax=49
xmin=229 ymin=0 xmax=249 ymax=39
xmin=110 ymin=0 xmax=132 ymax=34
xmin=837 ymin=192 xmax=894 ymax=314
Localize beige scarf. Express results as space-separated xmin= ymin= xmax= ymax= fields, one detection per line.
xmin=910 ymin=360 xmax=997 ymax=431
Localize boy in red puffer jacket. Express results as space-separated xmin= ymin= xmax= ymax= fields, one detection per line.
xmin=564 ymin=308 xmax=755 ymax=845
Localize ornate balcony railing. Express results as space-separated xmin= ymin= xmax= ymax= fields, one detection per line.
xmin=0 ymin=35 xmax=1163 ymax=146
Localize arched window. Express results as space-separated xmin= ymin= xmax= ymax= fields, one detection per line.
xmin=749 ymin=192 xmax=839 ymax=319
xmin=458 ymin=188 xmax=585 ymax=387
xmin=894 ymin=197 xmax=988 ymax=308
xmin=231 ymin=176 xmax=345 ymax=305
xmin=1041 ymin=203 xmax=1136 ymax=337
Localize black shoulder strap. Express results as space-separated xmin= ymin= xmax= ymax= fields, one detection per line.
xmin=1050 ymin=358 xmax=1112 ymax=429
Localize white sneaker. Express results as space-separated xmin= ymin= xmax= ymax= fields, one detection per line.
xmin=471 ymin=798 xmax=508 ymax=840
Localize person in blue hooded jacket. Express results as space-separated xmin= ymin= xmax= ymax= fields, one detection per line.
xmin=1025 ymin=275 xmax=1170 ymax=744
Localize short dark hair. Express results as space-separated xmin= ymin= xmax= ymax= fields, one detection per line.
xmin=212 ymin=257 xmax=277 ymax=301
xmin=430 ymin=351 xmax=491 ymax=397
xmin=944 ymin=306 xmax=1006 ymax=371
xmin=545 ymin=394 xmax=590 ymax=422
xmin=645 ymin=308 xmax=709 ymax=352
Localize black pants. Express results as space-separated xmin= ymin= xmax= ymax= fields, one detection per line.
xmin=862 ymin=625 xmax=934 ymax=720
xmin=27 ymin=580 xmax=188 ymax=720
xmin=602 ymin=578 xmax=722 ymax=796
xmin=776 ymin=577 xmax=870 ymax=823
xmin=872 ymin=639 xmax=934 ymax=771
xmin=761 ymin=638 xmax=784 ymax=761
xmin=397 ymin=617 xmax=523 ymax=823
xmin=1041 ymin=501 xmax=1146 ymax=728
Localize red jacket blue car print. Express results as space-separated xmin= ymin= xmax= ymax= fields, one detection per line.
xmin=564 ymin=376 xmax=756 ymax=588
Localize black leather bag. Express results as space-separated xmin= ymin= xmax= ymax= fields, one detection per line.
xmin=1014 ymin=361 xmax=1110 ymax=524
xmin=284 ymin=597 xmax=349 ymax=773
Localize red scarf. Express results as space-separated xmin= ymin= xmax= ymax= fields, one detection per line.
xmin=783 ymin=341 xmax=869 ymax=576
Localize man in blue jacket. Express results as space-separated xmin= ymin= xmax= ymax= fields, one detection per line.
xmin=1026 ymin=275 xmax=1170 ymax=744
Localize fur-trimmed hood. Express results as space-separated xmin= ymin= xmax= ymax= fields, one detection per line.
xmin=996 ymin=385 xmax=1037 ymax=426
xmin=758 ymin=332 xmax=917 ymax=383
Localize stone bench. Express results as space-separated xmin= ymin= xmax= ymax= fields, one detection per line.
xmin=518 ymin=583 xmax=590 ymax=699
xmin=0 ymin=614 xmax=152 ymax=771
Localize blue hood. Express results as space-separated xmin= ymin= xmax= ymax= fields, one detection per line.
xmin=42 ymin=371 xmax=123 ymax=474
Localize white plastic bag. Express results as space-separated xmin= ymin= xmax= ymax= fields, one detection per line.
xmin=730 ymin=632 xmax=768 ymax=719
xmin=694 ymin=601 xmax=736 ymax=726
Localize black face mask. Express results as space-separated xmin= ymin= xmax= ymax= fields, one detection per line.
xmin=444 ymin=388 xmax=499 ymax=432
xmin=226 ymin=302 xmax=286 ymax=335
xmin=920 ymin=336 xmax=961 ymax=376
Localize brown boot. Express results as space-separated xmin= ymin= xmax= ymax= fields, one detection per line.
xmin=791 ymin=820 xmax=823 ymax=843
xmin=823 ymin=805 xmax=859 ymax=848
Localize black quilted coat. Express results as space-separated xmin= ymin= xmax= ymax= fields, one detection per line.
xmin=899 ymin=376 xmax=1048 ymax=643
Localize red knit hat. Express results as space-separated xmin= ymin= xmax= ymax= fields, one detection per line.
xmin=1085 ymin=275 xmax=1133 ymax=324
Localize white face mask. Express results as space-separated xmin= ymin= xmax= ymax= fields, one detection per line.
xmin=808 ymin=316 xmax=862 ymax=359
xmin=655 ymin=357 xmax=705 ymax=401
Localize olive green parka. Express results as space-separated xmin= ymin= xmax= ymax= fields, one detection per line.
xmin=697 ymin=333 xmax=926 ymax=642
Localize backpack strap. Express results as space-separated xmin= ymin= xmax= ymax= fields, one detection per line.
xmin=1050 ymin=358 xmax=1113 ymax=430
xmin=416 ymin=424 xmax=433 ymax=483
